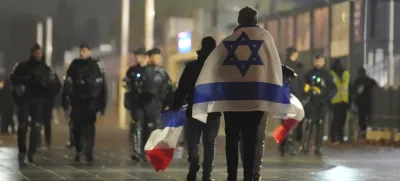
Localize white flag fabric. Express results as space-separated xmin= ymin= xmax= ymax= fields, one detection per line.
xmin=192 ymin=25 xmax=300 ymax=123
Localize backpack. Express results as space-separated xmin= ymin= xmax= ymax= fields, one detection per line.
xmin=73 ymin=61 xmax=104 ymax=99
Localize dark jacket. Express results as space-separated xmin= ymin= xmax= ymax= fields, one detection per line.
xmin=10 ymin=59 xmax=49 ymax=102
xmin=351 ymin=75 xmax=377 ymax=109
xmin=285 ymin=59 xmax=304 ymax=98
xmin=304 ymin=67 xmax=337 ymax=106
xmin=61 ymin=58 xmax=107 ymax=114
xmin=172 ymin=50 xmax=221 ymax=118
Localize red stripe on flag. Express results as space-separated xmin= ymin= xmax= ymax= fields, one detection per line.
xmin=145 ymin=148 xmax=175 ymax=171
xmin=272 ymin=118 xmax=299 ymax=144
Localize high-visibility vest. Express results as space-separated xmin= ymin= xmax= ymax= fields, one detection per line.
xmin=330 ymin=70 xmax=350 ymax=104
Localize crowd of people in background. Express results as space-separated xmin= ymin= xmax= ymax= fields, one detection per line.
xmin=0 ymin=5 xmax=380 ymax=181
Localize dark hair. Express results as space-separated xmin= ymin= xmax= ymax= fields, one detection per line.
xmin=238 ymin=6 xmax=258 ymax=25
xmin=286 ymin=46 xmax=297 ymax=56
xmin=30 ymin=43 xmax=41 ymax=53
xmin=133 ymin=47 xmax=146 ymax=55
xmin=80 ymin=43 xmax=91 ymax=50
xmin=201 ymin=36 xmax=216 ymax=51
xmin=147 ymin=48 xmax=161 ymax=56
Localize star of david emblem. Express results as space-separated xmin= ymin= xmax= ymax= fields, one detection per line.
xmin=222 ymin=32 xmax=264 ymax=76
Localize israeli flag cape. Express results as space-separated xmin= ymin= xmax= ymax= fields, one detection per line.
xmin=192 ymin=25 xmax=303 ymax=123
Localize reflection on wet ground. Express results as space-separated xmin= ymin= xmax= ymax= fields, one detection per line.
xmin=0 ymin=123 xmax=399 ymax=181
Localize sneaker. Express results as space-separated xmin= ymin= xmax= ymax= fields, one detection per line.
xmin=131 ymin=155 xmax=142 ymax=162
xmin=202 ymin=178 xmax=215 ymax=181
xmin=314 ymin=150 xmax=323 ymax=156
xmin=86 ymin=155 xmax=93 ymax=162
xmin=27 ymin=154 xmax=35 ymax=164
xmin=65 ymin=141 xmax=73 ymax=148
xmin=74 ymin=154 xmax=80 ymax=162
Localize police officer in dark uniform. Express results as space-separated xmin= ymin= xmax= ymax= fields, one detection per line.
xmin=62 ymin=44 xmax=107 ymax=162
xmin=147 ymin=48 xmax=175 ymax=109
xmin=38 ymin=68 xmax=61 ymax=148
xmin=279 ymin=47 xmax=305 ymax=156
xmin=0 ymin=75 xmax=15 ymax=134
xmin=124 ymin=47 xmax=171 ymax=162
xmin=301 ymin=55 xmax=336 ymax=156
xmin=10 ymin=43 xmax=54 ymax=163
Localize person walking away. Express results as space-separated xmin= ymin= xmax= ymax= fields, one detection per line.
xmin=330 ymin=59 xmax=350 ymax=145
xmin=279 ymin=46 xmax=305 ymax=156
xmin=191 ymin=6 xmax=301 ymax=181
xmin=10 ymin=44 xmax=52 ymax=163
xmin=172 ymin=36 xmax=220 ymax=181
xmin=62 ymin=44 xmax=107 ymax=162
xmin=301 ymin=55 xmax=337 ymax=156
xmin=351 ymin=68 xmax=377 ymax=141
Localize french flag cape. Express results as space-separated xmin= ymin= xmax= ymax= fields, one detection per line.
xmin=192 ymin=25 xmax=304 ymax=126
xmin=144 ymin=107 xmax=186 ymax=171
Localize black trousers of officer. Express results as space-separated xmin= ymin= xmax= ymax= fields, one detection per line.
xmin=301 ymin=105 xmax=326 ymax=152
xmin=185 ymin=115 xmax=220 ymax=180
xmin=130 ymin=102 xmax=161 ymax=159
xmin=38 ymin=99 xmax=53 ymax=147
xmin=224 ymin=111 xmax=263 ymax=181
xmin=71 ymin=103 xmax=96 ymax=156
xmin=16 ymin=99 xmax=43 ymax=156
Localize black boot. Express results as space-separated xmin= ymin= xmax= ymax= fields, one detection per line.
xmin=253 ymin=173 xmax=262 ymax=181
xmin=186 ymin=165 xmax=199 ymax=181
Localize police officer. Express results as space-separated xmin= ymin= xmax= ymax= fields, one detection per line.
xmin=10 ymin=43 xmax=53 ymax=163
xmin=279 ymin=47 xmax=305 ymax=156
xmin=147 ymin=48 xmax=175 ymax=108
xmin=0 ymin=75 xmax=15 ymax=134
xmin=124 ymin=47 xmax=170 ymax=162
xmin=301 ymin=55 xmax=336 ymax=156
xmin=38 ymin=68 xmax=61 ymax=148
xmin=172 ymin=37 xmax=220 ymax=181
xmin=62 ymin=44 xmax=107 ymax=162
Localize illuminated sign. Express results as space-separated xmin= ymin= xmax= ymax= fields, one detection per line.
xmin=178 ymin=32 xmax=192 ymax=54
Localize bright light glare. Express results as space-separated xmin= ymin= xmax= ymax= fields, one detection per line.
xmin=99 ymin=44 xmax=113 ymax=52
xmin=319 ymin=166 xmax=358 ymax=181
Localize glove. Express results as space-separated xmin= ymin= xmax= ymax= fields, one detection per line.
xmin=311 ymin=86 xmax=321 ymax=95
xmin=304 ymin=84 xmax=310 ymax=93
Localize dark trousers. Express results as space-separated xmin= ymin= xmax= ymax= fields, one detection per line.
xmin=130 ymin=102 xmax=161 ymax=158
xmin=38 ymin=100 xmax=53 ymax=146
xmin=357 ymin=106 xmax=370 ymax=139
xmin=185 ymin=115 xmax=220 ymax=180
xmin=16 ymin=99 xmax=43 ymax=155
xmin=302 ymin=104 xmax=326 ymax=152
xmin=0 ymin=108 xmax=14 ymax=133
xmin=331 ymin=102 xmax=348 ymax=142
xmin=224 ymin=111 xmax=263 ymax=181
xmin=71 ymin=105 xmax=96 ymax=156
xmin=240 ymin=113 xmax=268 ymax=180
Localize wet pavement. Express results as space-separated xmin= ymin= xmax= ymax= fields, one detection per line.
xmin=0 ymin=120 xmax=399 ymax=181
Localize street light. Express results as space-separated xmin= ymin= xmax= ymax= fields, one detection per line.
xmin=45 ymin=17 xmax=53 ymax=66
xmin=145 ymin=0 xmax=155 ymax=50
xmin=36 ymin=22 xmax=43 ymax=47
xmin=119 ymin=0 xmax=130 ymax=129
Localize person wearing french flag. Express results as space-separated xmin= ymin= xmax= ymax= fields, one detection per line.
xmin=192 ymin=6 xmax=305 ymax=181
xmin=172 ymin=36 xmax=221 ymax=181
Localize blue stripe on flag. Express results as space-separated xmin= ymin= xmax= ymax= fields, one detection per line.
xmin=193 ymin=82 xmax=290 ymax=104
xmin=159 ymin=108 xmax=186 ymax=129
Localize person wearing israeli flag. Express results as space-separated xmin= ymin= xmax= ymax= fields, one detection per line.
xmin=192 ymin=6 xmax=302 ymax=181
